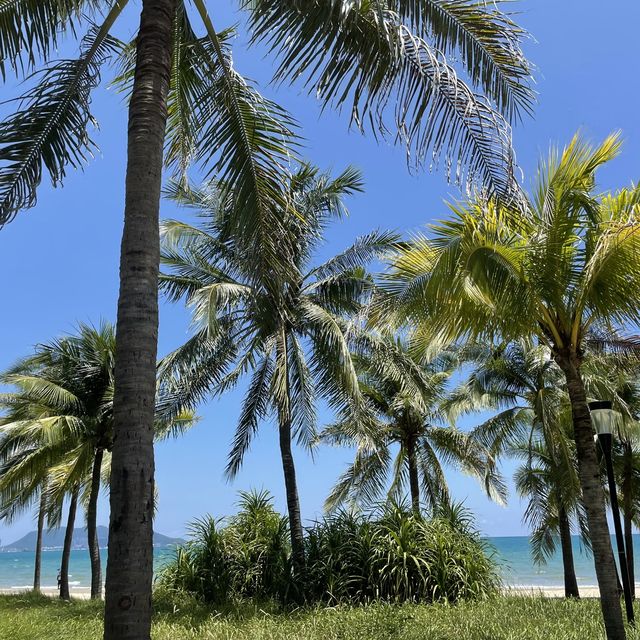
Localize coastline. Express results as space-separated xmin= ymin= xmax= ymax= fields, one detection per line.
xmin=504 ymin=585 xmax=601 ymax=598
xmin=0 ymin=585 xmax=604 ymax=599
xmin=0 ymin=586 xmax=92 ymax=599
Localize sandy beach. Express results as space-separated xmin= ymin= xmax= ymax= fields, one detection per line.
xmin=505 ymin=586 xmax=601 ymax=598
xmin=0 ymin=585 xmax=602 ymax=600
xmin=0 ymin=586 xmax=92 ymax=599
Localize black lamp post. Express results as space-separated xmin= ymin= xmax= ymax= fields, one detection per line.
xmin=589 ymin=400 xmax=635 ymax=625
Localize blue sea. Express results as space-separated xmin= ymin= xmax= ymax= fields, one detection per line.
xmin=1 ymin=537 xmax=640 ymax=590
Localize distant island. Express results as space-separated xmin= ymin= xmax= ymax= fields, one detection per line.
xmin=0 ymin=526 xmax=184 ymax=552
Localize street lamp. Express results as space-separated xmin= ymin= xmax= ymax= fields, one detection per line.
xmin=589 ymin=400 xmax=635 ymax=625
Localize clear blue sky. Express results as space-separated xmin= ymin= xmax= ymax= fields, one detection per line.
xmin=1 ymin=0 xmax=639 ymax=545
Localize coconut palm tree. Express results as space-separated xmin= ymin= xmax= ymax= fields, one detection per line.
xmin=1 ymin=1 xmax=533 ymax=632
xmin=0 ymin=324 xmax=116 ymax=598
xmin=511 ymin=433 xmax=583 ymax=599
xmin=157 ymin=165 xmax=395 ymax=577
xmin=387 ymin=133 xmax=640 ymax=639
xmin=0 ymin=473 xmax=50 ymax=593
xmin=447 ymin=340 xmax=583 ymax=598
xmin=322 ymin=338 xmax=504 ymax=514
xmin=0 ymin=429 xmax=87 ymax=600
xmin=0 ymin=322 xmax=191 ymax=600
xmin=581 ymin=353 xmax=640 ymax=599
xmin=449 ymin=341 xmax=586 ymax=595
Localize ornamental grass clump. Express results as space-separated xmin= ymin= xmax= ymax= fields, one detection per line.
xmin=157 ymin=490 xmax=290 ymax=604
xmin=158 ymin=493 xmax=499 ymax=606
xmin=305 ymin=503 xmax=499 ymax=604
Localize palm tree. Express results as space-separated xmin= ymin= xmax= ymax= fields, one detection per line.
xmin=0 ymin=323 xmax=116 ymax=598
xmin=0 ymin=473 xmax=50 ymax=593
xmin=581 ymin=353 xmax=640 ymax=599
xmin=1 ymin=1 xmax=533 ymax=632
xmin=0 ymin=429 xmax=90 ymax=600
xmin=511 ymin=430 xmax=583 ymax=599
xmin=387 ymin=133 xmax=640 ymax=639
xmin=447 ymin=340 xmax=583 ymax=597
xmin=0 ymin=322 xmax=191 ymax=600
xmin=322 ymin=338 xmax=504 ymax=514
xmin=158 ymin=165 xmax=394 ymax=577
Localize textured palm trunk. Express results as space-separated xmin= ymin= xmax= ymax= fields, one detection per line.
xmin=33 ymin=487 xmax=47 ymax=592
xmin=556 ymin=351 xmax=626 ymax=640
xmin=624 ymin=511 xmax=635 ymax=600
xmin=622 ymin=447 xmax=635 ymax=599
xmin=88 ymin=447 xmax=104 ymax=599
xmin=104 ymin=1 xmax=176 ymax=638
xmin=558 ymin=505 xmax=580 ymax=598
xmin=60 ymin=489 xmax=79 ymax=601
xmin=276 ymin=328 xmax=305 ymax=581
xmin=405 ymin=434 xmax=421 ymax=515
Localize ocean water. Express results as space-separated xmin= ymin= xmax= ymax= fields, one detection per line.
xmin=490 ymin=535 xmax=640 ymax=588
xmin=0 ymin=548 xmax=176 ymax=591
xmin=1 ymin=537 xmax=640 ymax=590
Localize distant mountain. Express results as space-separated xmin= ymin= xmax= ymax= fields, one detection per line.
xmin=0 ymin=526 xmax=184 ymax=552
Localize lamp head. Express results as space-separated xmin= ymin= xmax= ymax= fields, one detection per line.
xmin=588 ymin=400 xmax=617 ymax=436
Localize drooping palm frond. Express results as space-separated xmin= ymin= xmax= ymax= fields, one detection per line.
xmin=0 ymin=7 xmax=123 ymax=223
xmin=0 ymin=0 xmax=106 ymax=79
xmin=393 ymin=0 xmax=534 ymax=119
xmin=244 ymin=0 xmax=530 ymax=200
xmin=287 ymin=334 xmax=317 ymax=450
xmin=426 ymin=424 xmax=507 ymax=504
xmin=309 ymin=229 xmax=400 ymax=281
xmin=156 ymin=324 xmax=240 ymax=424
xmin=325 ymin=446 xmax=392 ymax=511
xmin=226 ymin=353 xmax=274 ymax=478
xmin=190 ymin=0 xmax=303 ymax=274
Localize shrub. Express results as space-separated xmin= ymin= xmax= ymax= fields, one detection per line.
xmin=305 ymin=502 xmax=500 ymax=604
xmin=156 ymin=490 xmax=290 ymax=604
xmin=157 ymin=494 xmax=499 ymax=607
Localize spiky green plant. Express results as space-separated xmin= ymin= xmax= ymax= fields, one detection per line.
xmin=158 ymin=492 xmax=499 ymax=606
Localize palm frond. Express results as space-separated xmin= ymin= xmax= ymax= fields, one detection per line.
xmin=325 ymin=447 xmax=391 ymax=512
xmin=309 ymin=229 xmax=400 ymax=280
xmin=0 ymin=0 xmax=106 ymax=79
xmin=226 ymin=354 xmax=274 ymax=478
xmin=244 ymin=0 xmax=524 ymax=200
xmin=0 ymin=9 xmax=123 ymax=223
xmin=393 ymin=0 xmax=534 ymax=119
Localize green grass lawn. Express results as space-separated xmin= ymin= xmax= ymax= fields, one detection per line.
xmin=2 ymin=593 xmax=640 ymax=640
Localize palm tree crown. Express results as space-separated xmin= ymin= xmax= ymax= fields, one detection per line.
xmin=323 ymin=338 xmax=503 ymax=514
xmin=0 ymin=0 xmax=535 ymax=225
xmin=387 ymin=133 xmax=640 ymax=639
xmin=158 ymin=164 xmax=395 ymax=573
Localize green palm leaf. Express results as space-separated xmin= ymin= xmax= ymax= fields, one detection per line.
xmin=0 ymin=0 xmax=106 ymax=78
xmin=0 ymin=8 xmax=123 ymax=223
xmin=244 ymin=0 xmax=529 ymax=199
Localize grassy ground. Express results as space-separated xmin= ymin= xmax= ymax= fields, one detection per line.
xmin=2 ymin=592 xmax=640 ymax=640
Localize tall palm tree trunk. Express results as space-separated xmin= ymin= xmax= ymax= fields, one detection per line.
xmin=276 ymin=328 xmax=305 ymax=578
xmin=104 ymin=1 xmax=176 ymax=638
xmin=557 ymin=352 xmax=626 ymax=640
xmin=405 ymin=435 xmax=421 ymax=515
xmin=622 ymin=448 xmax=635 ymax=599
xmin=33 ymin=487 xmax=47 ymax=592
xmin=88 ymin=447 xmax=104 ymax=599
xmin=624 ymin=511 xmax=635 ymax=600
xmin=60 ymin=489 xmax=79 ymax=601
xmin=558 ymin=505 xmax=580 ymax=598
